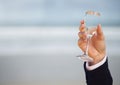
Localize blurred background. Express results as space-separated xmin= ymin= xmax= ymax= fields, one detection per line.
xmin=0 ymin=0 xmax=120 ymax=85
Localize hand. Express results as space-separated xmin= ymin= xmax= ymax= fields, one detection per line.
xmin=78 ymin=20 xmax=106 ymax=65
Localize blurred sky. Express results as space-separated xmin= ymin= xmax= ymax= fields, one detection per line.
xmin=0 ymin=0 xmax=120 ymax=26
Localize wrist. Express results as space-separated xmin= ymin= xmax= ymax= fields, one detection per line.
xmin=86 ymin=56 xmax=107 ymax=70
xmin=89 ymin=53 xmax=105 ymax=66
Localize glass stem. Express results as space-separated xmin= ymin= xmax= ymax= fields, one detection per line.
xmin=85 ymin=35 xmax=91 ymax=55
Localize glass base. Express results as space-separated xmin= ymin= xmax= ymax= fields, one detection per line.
xmin=77 ymin=54 xmax=93 ymax=62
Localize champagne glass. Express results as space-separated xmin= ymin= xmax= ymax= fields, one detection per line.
xmin=77 ymin=10 xmax=101 ymax=62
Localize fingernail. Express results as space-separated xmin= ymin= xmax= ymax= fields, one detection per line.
xmin=80 ymin=20 xmax=84 ymax=24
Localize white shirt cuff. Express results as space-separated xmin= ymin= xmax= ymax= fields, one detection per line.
xmin=86 ymin=56 xmax=107 ymax=71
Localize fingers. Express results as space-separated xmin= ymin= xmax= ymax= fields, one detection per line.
xmin=78 ymin=32 xmax=87 ymax=40
xmin=96 ymin=24 xmax=104 ymax=40
xmin=79 ymin=21 xmax=85 ymax=32
xmin=80 ymin=20 xmax=84 ymax=24
xmin=78 ymin=39 xmax=86 ymax=52
xmin=78 ymin=31 xmax=87 ymax=50
xmin=78 ymin=20 xmax=87 ymax=51
xmin=78 ymin=20 xmax=87 ymax=40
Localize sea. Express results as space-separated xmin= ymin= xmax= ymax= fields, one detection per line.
xmin=0 ymin=26 xmax=120 ymax=85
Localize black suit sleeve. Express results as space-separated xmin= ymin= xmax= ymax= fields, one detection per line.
xmin=84 ymin=59 xmax=113 ymax=85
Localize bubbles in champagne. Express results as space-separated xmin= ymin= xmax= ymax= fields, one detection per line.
xmin=85 ymin=10 xmax=101 ymax=16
